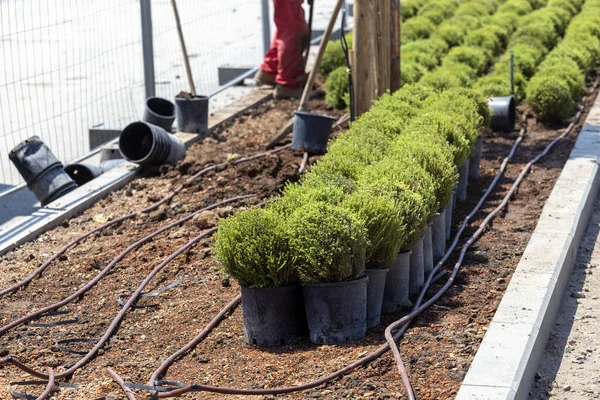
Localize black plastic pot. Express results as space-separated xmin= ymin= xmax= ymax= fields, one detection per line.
xmin=409 ymin=235 xmax=425 ymax=295
xmin=445 ymin=190 xmax=454 ymax=242
xmin=457 ymin=160 xmax=469 ymax=202
xmin=64 ymin=163 xmax=102 ymax=186
xmin=489 ymin=96 xmax=516 ymax=132
xmin=119 ymin=121 xmax=185 ymax=166
xmin=9 ymin=136 xmax=77 ymax=206
xmin=423 ymin=224 xmax=434 ymax=276
xmin=302 ymin=276 xmax=368 ymax=344
xmin=382 ymin=250 xmax=411 ymax=313
xmin=469 ymin=136 xmax=483 ymax=180
xmin=175 ymin=95 xmax=209 ymax=134
xmin=241 ymin=284 xmax=307 ymax=347
xmin=292 ymin=111 xmax=337 ymax=155
xmin=365 ymin=268 xmax=388 ymax=328
xmin=432 ymin=210 xmax=446 ymax=264
xmin=144 ymin=97 xmax=176 ymax=132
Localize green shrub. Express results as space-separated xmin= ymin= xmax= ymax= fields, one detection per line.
xmin=528 ymin=0 xmax=549 ymax=9
xmin=391 ymin=131 xmax=458 ymax=209
xmin=343 ymin=190 xmax=404 ymax=269
xmin=401 ymin=48 xmax=439 ymax=70
xmin=402 ymin=16 xmax=437 ymax=42
xmin=464 ymin=28 xmax=503 ymax=55
xmin=489 ymin=12 xmax=519 ymax=33
xmin=511 ymin=22 xmax=559 ymax=51
xmin=495 ymin=44 xmax=542 ymax=78
xmin=474 ymin=74 xmax=511 ymax=98
xmin=420 ymin=63 xmax=477 ymax=90
xmin=454 ymin=2 xmax=490 ymax=17
xmin=325 ymin=66 xmax=350 ymax=109
xmin=402 ymin=0 xmax=428 ymax=20
xmin=273 ymin=174 xmax=349 ymax=216
xmin=548 ymin=40 xmax=598 ymax=72
xmin=497 ymin=0 xmax=533 ymax=15
xmin=420 ymin=8 xmax=447 ymax=25
xmin=214 ymin=207 xmax=295 ymax=288
xmin=434 ymin=16 xmax=481 ymax=46
xmin=358 ymin=158 xmax=434 ymax=249
xmin=400 ymin=61 xmax=428 ymax=85
xmin=549 ymin=0 xmax=580 ymax=15
xmin=288 ymin=202 xmax=367 ymax=283
xmin=537 ymin=59 xmax=585 ymax=99
xmin=443 ymin=46 xmax=489 ymax=75
xmin=526 ymin=75 xmax=575 ymax=121
xmin=321 ymin=33 xmax=353 ymax=77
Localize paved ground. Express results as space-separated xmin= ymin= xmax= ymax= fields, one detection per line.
xmin=531 ymin=193 xmax=600 ymax=399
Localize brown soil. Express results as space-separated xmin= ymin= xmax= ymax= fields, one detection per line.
xmin=0 ymin=79 xmax=598 ymax=400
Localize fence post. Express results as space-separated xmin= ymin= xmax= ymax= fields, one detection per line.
xmin=261 ymin=0 xmax=271 ymax=54
xmin=140 ymin=0 xmax=155 ymax=99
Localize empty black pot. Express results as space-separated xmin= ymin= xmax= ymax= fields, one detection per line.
xmin=241 ymin=284 xmax=307 ymax=347
xmin=9 ymin=136 xmax=77 ymax=206
xmin=489 ymin=96 xmax=516 ymax=132
xmin=64 ymin=163 xmax=102 ymax=186
xmin=143 ymin=97 xmax=176 ymax=132
xmin=292 ymin=111 xmax=337 ymax=155
xmin=119 ymin=121 xmax=185 ymax=166
xmin=175 ymin=95 xmax=209 ymax=134
xmin=382 ymin=251 xmax=411 ymax=313
xmin=303 ymin=276 xmax=368 ymax=344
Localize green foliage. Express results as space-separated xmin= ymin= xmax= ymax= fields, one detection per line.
xmin=443 ymin=46 xmax=490 ymax=75
xmin=320 ymin=34 xmax=352 ymax=77
xmin=526 ymin=76 xmax=575 ymax=121
xmin=391 ymin=131 xmax=458 ymax=210
xmin=497 ymin=0 xmax=533 ymax=15
xmin=400 ymin=61 xmax=428 ymax=85
xmin=511 ymin=22 xmax=559 ymax=51
xmin=464 ymin=28 xmax=503 ymax=55
xmin=288 ymin=202 xmax=367 ymax=284
xmin=325 ymin=66 xmax=350 ymax=109
xmin=401 ymin=47 xmax=439 ymax=70
xmin=496 ymin=44 xmax=542 ymax=78
xmin=214 ymin=207 xmax=295 ymax=288
xmin=420 ymin=63 xmax=477 ymax=90
xmin=537 ymin=58 xmax=585 ymax=99
xmin=402 ymin=16 xmax=437 ymax=42
xmin=343 ymin=190 xmax=404 ymax=269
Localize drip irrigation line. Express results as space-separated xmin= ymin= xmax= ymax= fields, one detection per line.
xmin=112 ymin=126 xmax=535 ymax=398
xmin=107 ymin=368 xmax=137 ymax=400
xmin=0 ymin=143 xmax=293 ymax=300
xmin=1 ymin=227 xmax=218 ymax=381
xmin=36 ymin=368 xmax=53 ymax=400
xmin=116 ymin=86 xmax=596 ymax=397
xmin=0 ymin=195 xmax=255 ymax=336
xmin=298 ymin=151 xmax=310 ymax=174
xmin=387 ymin=85 xmax=597 ymax=397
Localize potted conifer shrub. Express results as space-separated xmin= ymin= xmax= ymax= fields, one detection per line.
xmin=214 ymin=207 xmax=306 ymax=347
xmin=288 ymin=201 xmax=369 ymax=345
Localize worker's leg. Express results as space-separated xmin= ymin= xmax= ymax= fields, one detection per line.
xmin=273 ymin=0 xmax=308 ymax=89
xmin=258 ymin=31 xmax=279 ymax=85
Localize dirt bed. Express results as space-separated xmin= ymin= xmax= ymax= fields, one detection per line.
xmin=0 ymin=80 xmax=598 ymax=400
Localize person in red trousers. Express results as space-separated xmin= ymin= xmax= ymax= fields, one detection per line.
xmin=254 ymin=0 xmax=311 ymax=99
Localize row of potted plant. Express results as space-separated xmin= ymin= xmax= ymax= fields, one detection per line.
xmin=525 ymin=0 xmax=600 ymax=120
xmin=213 ymin=85 xmax=489 ymax=346
xmin=474 ymin=0 xmax=586 ymax=99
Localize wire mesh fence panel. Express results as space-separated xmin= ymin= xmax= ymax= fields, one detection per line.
xmin=0 ymin=0 xmax=144 ymax=190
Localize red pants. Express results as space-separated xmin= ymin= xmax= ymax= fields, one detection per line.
xmin=260 ymin=0 xmax=308 ymax=88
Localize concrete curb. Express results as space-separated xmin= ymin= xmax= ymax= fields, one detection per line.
xmin=0 ymin=87 xmax=272 ymax=256
xmin=456 ymin=94 xmax=600 ymax=399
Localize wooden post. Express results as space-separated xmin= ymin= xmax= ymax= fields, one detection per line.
xmin=390 ymin=0 xmax=401 ymax=92
xmin=375 ymin=0 xmax=391 ymax=97
xmin=353 ymin=1 xmax=376 ymax=117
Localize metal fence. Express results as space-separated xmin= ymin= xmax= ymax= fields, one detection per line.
xmin=0 ymin=0 xmax=345 ymax=193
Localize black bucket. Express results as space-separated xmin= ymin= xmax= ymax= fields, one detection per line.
xmin=64 ymin=163 xmax=102 ymax=186
xmin=409 ymin=236 xmax=425 ymax=295
xmin=9 ymin=136 xmax=77 ymax=206
xmin=119 ymin=121 xmax=185 ymax=166
xmin=143 ymin=97 xmax=176 ymax=132
xmin=175 ymin=95 xmax=209 ymax=135
xmin=292 ymin=111 xmax=337 ymax=155
xmin=365 ymin=268 xmax=388 ymax=328
xmin=489 ymin=96 xmax=516 ymax=132
xmin=382 ymin=250 xmax=411 ymax=313
xmin=241 ymin=284 xmax=307 ymax=347
xmin=432 ymin=210 xmax=446 ymax=264
xmin=302 ymin=276 xmax=368 ymax=344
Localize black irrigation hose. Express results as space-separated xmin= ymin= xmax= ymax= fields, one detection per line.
xmin=387 ymin=85 xmax=598 ymax=398
xmin=106 ymin=124 xmax=541 ymax=398
xmin=0 ymin=143 xmax=293 ymax=299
